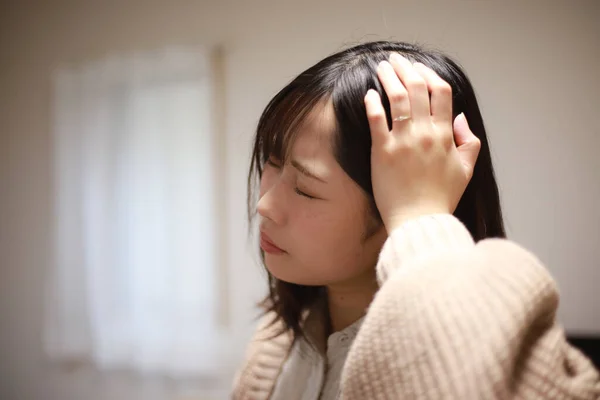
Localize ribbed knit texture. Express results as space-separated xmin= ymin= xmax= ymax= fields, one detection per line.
xmin=232 ymin=314 xmax=292 ymax=399
xmin=232 ymin=214 xmax=600 ymax=399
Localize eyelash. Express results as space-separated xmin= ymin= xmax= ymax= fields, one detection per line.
xmin=265 ymin=158 xmax=317 ymax=200
xmin=266 ymin=158 xmax=280 ymax=168
xmin=294 ymin=188 xmax=316 ymax=199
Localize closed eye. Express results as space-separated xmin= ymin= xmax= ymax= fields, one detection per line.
xmin=266 ymin=157 xmax=319 ymax=200
xmin=266 ymin=158 xmax=281 ymax=169
xmin=295 ymin=187 xmax=316 ymax=199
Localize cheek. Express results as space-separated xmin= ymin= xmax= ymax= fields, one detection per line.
xmin=282 ymin=205 xmax=369 ymax=284
xmin=266 ymin=187 xmax=375 ymax=285
xmin=293 ymin=203 xmax=365 ymax=256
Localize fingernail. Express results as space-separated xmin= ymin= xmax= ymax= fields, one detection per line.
xmin=389 ymin=52 xmax=402 ymax=62
xmin=365 ymin=89 xmax=377 ymax=101
xmin=377 ymin=60 xmax=388 ymax=71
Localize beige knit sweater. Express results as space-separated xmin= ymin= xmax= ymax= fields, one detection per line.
xmin=232 ymin=214 xmax=600 ymax=399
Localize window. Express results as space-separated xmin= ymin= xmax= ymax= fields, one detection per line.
xmin=45 ymin=47 xmax=230 ymax=381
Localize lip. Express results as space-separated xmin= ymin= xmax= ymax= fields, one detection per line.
xmin=260 ymin=232 xmax=285 ymax=254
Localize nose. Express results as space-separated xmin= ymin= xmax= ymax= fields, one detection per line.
xmin=257 ymin=180 xmax=287 ymax=226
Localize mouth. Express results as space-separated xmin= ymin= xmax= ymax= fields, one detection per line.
xmin=260 ymin=232 xmax=286 ymax=255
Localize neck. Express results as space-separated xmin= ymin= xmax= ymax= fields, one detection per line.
xmin=325 ymin=224 xmax=387 ymax=334
xmin=326 ymin=271 xmax=379 ymax=333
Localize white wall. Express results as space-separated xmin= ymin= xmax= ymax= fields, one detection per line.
xmin=1 ymin=1 xmax=598 ymax=399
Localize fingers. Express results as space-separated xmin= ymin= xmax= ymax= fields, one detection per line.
xmin=412 ymin=62 xmax=453 ymax=124
xmin=369 ymin=53 xmax=456 ymax=151
xmin=376 ymin=61 xmax=411 ymax=124
xmin=364 ymin=89 xmax=389 ymax=147
xmin=453 ymin=113 xmax=481 ymax=179
xmin=388 ymin=53 xmax=430 ymax=119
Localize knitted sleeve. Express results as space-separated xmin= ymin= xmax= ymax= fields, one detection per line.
xmin=340 ymin=214 xmax=600 ymax=399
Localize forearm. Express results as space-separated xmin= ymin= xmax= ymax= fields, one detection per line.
xmin=341 ymin=215 xmax=600 ymax=399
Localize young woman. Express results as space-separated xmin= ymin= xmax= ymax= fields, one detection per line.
xmin=232 ymin=41 xmax=600 ymax=399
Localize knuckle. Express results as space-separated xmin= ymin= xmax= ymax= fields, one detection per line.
xmin=388 ymin=90 xmax=407 ymax=104
xmin=394 ymin=143 xmax=413 ymax=159
xmin=406 ymin=78 xmax=427 ymax=92
xmin=434 ymin=81 xmax=452 ymax=95
xmin=418 ymin=133 xmax=435 ymax=149
xmin=442 ymin=134 xmax=455 ymax=150
xmin=367 ymin=109 xmax=386 ymax=121
xmin=384 ymin=140 xmax=410 ymax=155
xmin=377 ymin=147 xmax=396 ymax=165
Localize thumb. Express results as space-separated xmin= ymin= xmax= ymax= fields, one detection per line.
xmin=453 ymin=113 xmax=481 ymax=180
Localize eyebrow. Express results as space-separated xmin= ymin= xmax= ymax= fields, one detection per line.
xmin=291 ymin=159 xmax=327 ymax=183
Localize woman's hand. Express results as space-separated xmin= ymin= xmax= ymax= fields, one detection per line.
xmin=365 ymin=52 xmax=481 ymax=233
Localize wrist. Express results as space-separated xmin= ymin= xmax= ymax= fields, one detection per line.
xmin=384 ymin=206 xmax=451 ymax=233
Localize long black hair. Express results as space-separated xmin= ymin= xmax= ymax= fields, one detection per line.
xmin=247 ymin=41 xmax=505 ymax=342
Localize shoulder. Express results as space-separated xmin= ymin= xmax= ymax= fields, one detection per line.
xmin=379 ymin=235 xmax=559 ymax=310
xmin=473 ymin=237 xmax=558 ymax=292
xmin=377 ymin=214 xmax=557 ymax=293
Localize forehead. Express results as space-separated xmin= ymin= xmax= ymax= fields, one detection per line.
xmin=291 ymin=100 xmax=337 ymax=158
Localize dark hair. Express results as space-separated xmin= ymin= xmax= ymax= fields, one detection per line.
xmin=247 ymin=41 xmax=505 ymax=341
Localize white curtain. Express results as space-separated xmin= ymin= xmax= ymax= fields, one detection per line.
xmin=45 ymin=47 xmax=227 ymax=378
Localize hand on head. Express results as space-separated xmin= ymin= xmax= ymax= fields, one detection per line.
xmin=365 ymin=52 xmax=481 ymax=233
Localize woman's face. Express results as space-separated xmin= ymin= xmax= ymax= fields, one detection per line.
xmin=257 ymin=100 xmax=386 ymax=286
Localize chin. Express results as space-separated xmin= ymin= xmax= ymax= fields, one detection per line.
xmin=264 ymin=259 xmax=324 ymax=286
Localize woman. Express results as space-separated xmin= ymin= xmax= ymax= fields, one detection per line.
xmin=233 ymin=41 xmax=600 ymax=399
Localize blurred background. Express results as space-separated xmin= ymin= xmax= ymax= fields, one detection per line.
xmin=0 ymin=0 xmax=598 ymax=399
